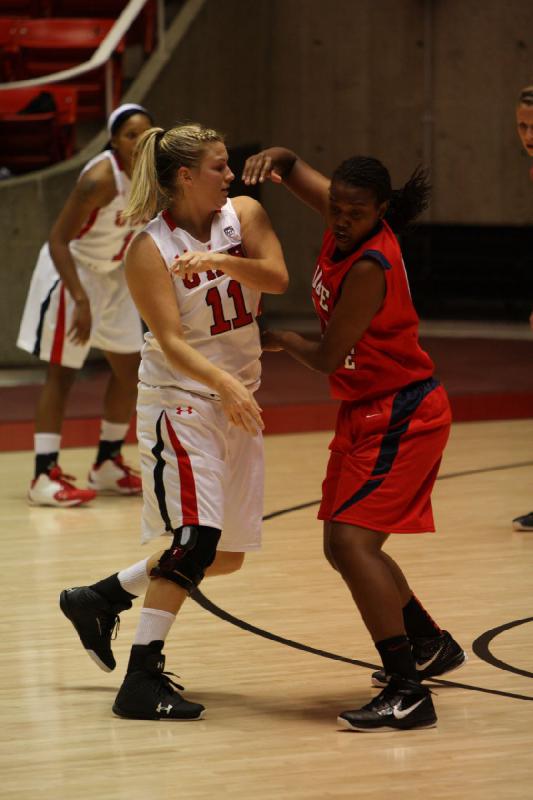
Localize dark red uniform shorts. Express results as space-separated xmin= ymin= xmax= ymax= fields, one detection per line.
xmin=319 ymin=378 xmax=452 ymax=533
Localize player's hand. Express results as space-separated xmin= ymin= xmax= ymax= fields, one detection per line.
xmin=261 ymin=329 xmax=284 ymax=352
xmin=242 ymin=153 xmax=283 ymax=186
xmin=68 ymin=295 xmax=91 ymax=344
xmin=217 ymin=375 xmax=264 ymax=435
xmin=172 ymin=250 xmax=223 ymax=278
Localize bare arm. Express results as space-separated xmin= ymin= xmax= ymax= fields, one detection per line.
xmin=172 ymin=196 xmax=289 ymax=294
xmin=242 ymin=147 xmax=330 ymax=219
xmin=263 ymin=259 xmax=386 ymax=373
xmin=125 ymin=233 xmax=264 ymax=434
xmin=48 ymin=159 xmax=116 ymax=343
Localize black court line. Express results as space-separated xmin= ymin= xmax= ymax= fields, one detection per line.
xmin=191 ymin=590 xmax=533 ymax=702
xmin=192 ymin=458 xmax=533 ymax=703
xmin=264 ymin=460 xmax=533 ymax=522
xmin=472 ymin=617 xmax=533 ymax=680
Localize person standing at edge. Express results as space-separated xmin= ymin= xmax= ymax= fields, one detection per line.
xmin=17 ymin=103 xmax=154 ymax=506
xmin=241 ymin=146 xmax=466 ymax=732
xmin=512 ymin=85 xmax=533 ymax=532
xmin=59 ymin=123 xmax=288 ymax=720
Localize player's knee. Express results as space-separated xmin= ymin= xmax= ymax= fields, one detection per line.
xmin=150 ymin=525 xmax=221 ymax=593
xmin=328 ymin=526 xmax=362 ymax=567
xmin=107 ymin=352 xmax=140 ymax=387
xmin=47 ymin=363 xmax=77 ymax=391
xmin=209 ymin=551 xmax=245 ymax=576
xmin=323 ymin=539 xmax=339 ymax=571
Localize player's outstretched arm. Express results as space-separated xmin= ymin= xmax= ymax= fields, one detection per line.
xmin=242 ymin=147 xmax=330 ymax=219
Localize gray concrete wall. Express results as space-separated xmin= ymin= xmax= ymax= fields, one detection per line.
xmin=1 ymin=0 xmax=532 ymax=364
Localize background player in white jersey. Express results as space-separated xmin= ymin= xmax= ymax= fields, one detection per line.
xmin=17 ymin=103 xmax=153 ymax=507
xmin=59 ymin=123 xmax=288 ymax=720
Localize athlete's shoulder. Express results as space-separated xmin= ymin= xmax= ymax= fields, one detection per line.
xmin=126 ymin=229 xmax=164 ymax=266
xmin=76 ymin=154 xmax=116 ymax=205
xmin=230 ymin=194 xmax=263 ymax=217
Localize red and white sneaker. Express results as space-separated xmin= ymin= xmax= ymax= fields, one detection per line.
xmin=88 ymin=455 xmax=142 ymax=496
xmin=28 ymin=466 xmax=97 ymax=508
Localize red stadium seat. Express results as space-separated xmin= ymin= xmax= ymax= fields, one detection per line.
xmin=44 ymin=0 xmax=157 ymax=53
xmin=0 ymin=0 xmax=44 ymax=15
xmin=0 ymin=17 xmax=20 ymax=80
xmin=9 ymin=18 xmax=124 ymax=119
xmin=0 ymin=85 xmax=78 ymax=173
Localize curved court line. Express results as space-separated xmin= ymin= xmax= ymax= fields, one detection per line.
xmin=472 ymin=617 xmax=533 ymax=680
xmin=191 ymin=590 xmax=533 ymax=702
xmin=193 ymin=458 xmax=533 ymax=703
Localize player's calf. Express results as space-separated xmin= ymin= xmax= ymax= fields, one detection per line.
xmin=113 ymin=525 xmax=221 ymax=720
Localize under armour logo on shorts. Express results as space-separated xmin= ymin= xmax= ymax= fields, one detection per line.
xmin=176 ymin=406 xmax=193 ymax=415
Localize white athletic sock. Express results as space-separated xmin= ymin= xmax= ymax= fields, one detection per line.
xmin=100 ymin=420 xmax=129 ymax=442
xmin=34 ymin=433 xmax=61 ymax=455
xmin=133 ymin=608 xmax=176 ymax=646
xmin=117 ymin=558 xmax=150 ymax=597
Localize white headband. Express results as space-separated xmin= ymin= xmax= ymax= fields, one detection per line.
xmin=107 ymin=103 xmax=149 ymax=134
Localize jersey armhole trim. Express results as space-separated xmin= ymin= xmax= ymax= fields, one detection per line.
xmin=361 ymin=249 xmax=392 ymax=271
xmin=145 ymin=228 xmax=170 ymax=269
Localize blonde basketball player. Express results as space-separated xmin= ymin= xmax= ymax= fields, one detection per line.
xmin=17 ymin=104 xmax=154 ymax=506
xmin=59 ymin=123 xmax=288 ymax=720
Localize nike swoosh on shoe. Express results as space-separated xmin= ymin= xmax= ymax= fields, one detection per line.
xmin=416 ymin=646 xmax=443 ymax=672
xmin=392 ymin=698 xmax=426 ymax=720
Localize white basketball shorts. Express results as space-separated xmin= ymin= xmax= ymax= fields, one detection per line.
xmin=137 ymin=383 xmax=264 ymax=552
xmin=17 ymin=244 xmax=144 ymax=369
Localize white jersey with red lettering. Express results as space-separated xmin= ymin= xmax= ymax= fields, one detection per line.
xmin=139 ymin=198 xmax=262 ymax=397
xmin=16 ymin=149 xmax=144 ymax=367
xmin=69 ymin=150 xmax=141 ymax=273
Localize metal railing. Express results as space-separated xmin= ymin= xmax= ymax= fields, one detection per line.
xmin=0 ymin=0 xmax=166 ymax=116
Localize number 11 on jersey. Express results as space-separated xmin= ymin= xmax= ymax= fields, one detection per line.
xmin=206 ymin=280 xmax=254 ymax=336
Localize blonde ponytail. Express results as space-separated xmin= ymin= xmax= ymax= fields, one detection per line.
xmin=123 ymin=122 xmax=225 ymax=224
xmin=123 ymin=127 xmax=164 ymax=224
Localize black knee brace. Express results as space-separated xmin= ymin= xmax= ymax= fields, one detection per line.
xmin=150 ymin=525 xmax=221 ymax=593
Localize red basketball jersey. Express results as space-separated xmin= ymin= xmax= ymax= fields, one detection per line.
xmin=311 ymin=221 xmax=434 ymax=402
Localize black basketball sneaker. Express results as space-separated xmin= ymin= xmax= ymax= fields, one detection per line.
xmin=59 ymin=586 xmax=131 ymax=672
xmin=113 ymin=641 xmax=205 ymax=721
xmin=371 ymin=630 xmax=467 ymax=688
xmin=338 ymin=676 xmax=437 ymax=732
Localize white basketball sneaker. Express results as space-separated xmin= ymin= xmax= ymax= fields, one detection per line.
xmin=88 ymin=455 xmax=142 ymax=495
xmin=28 ymin=466 xmax=97 ymax=507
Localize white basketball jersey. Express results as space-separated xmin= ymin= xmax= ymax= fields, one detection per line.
xmin=69 ymin=150 xmax=142 ymax=273
xmin=139 ymin=199 xmax=262 ymax=396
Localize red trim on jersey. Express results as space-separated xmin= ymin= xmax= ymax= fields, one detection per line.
xmin=162 ymin=209 xmax=177 ymax=231
xmin=76 ymin=207 xmax=100 ymax=240
xmin=164 ymin=412 xmax=199 ymax=525
xmin=50 ymin=284 xmax=66 ymax=364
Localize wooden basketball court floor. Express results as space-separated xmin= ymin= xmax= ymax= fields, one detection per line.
xmin=0 ymin=418 xmax=532 ymax=799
